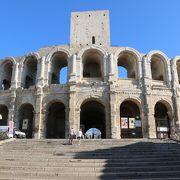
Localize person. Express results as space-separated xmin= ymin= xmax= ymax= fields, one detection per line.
xmin=77 ymin=129 xmax=83 ymax=145
xmin=69 ymin=128 xmax=75 ymax=145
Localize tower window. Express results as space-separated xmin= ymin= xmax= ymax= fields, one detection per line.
xmin=92 ymin=36 xmax=95 ymax=44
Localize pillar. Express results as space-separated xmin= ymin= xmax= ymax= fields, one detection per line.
xmin=34 ymin=87 xmax=44 ymax=139
xmin=110 ymin=90 xmax=120 ymax=139
xmin=69 ymin=55 xmax=77 ymax=83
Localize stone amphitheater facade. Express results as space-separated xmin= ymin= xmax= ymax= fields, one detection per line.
xmin=0 ymin=10 xmax=179 ymax=139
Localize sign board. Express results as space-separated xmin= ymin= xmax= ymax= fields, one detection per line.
xmin=121 ymin=117 xmax=128 ymax=129
xmin=9 ymin=121 xmax=14 ymax=138
xmin=129 ymin=118 xmax=136 ymax=129
xmin=136 ymin=120 xmax=141 ymax=127
xmin=157 ymin=127 xmax=169 ymax=132
xmin=22 ymin=119 xmax=28 ymax=130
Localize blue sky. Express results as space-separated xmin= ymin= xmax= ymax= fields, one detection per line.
xmin=0 ymin=0 xmax=180 ymax=59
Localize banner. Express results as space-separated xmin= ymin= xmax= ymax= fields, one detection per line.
xmin=136 ymin=120 xmax=141 ymax=127
xmin=121 ymin=117 xmax=128 ymax=129
xmin=129 ymin=118 xmax=136 ymax=129
xmin=9 ymin=121 xmax=14 ymax=138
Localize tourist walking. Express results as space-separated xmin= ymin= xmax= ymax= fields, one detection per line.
xmin=77 ymin=129 xmax=83 ymax=145
xmin=69 ymin=128 xmax=75 ymax=145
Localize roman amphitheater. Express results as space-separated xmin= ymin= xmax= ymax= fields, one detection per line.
xmin=0 ymin=10 xmax=180 ymax=139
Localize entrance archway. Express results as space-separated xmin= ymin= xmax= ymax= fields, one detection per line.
xmin=0 ymin=105 xmax=8 ymax=126
xmin=120 ymin=100 xmax=142 ymax=138
xmin=18 ymin=104 xmax=34 ymax=138
xmin=46 ymin=102 xmax=65 ymax=138
xmin=80 ymin=100 xmax=106 ymax=138
xmin=154 ymin=102 xmax=171 ymax=139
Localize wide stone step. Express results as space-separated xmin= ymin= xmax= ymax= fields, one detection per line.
xmin=1 ymin=159 xmax=180 ymax=167
xmin=1 ymin=169 xmax=180 ymax=179
xmin=1 ymin=164 xmax=180 ymax=173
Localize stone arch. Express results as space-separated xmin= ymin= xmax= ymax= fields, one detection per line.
xmin=115 ymin=47 xmax=141 ymax=79
xmin=154 ymin=99 xmax=173 ymax=138
xmin=0 ymin=58 xmax=15 ymax=90
xmin=77 ymin=45 xmax=107 ymax=58
xmin=119 ymin=98 xmax=143 ymax=138
xmin=172 ymin=56 xmax=180 ymax=83
xmin=78 ymin=46 xmax=107 ymax=80
xmin=18 ymin=103 xmax=34 ymax=138
xmin=47 ymin=50 xmax=69 ymax=85
xmin=46 ymin=47 xmax=71 ymax=63
xmin=118 ymin=96 xmax=142 ymax=110
xmin=80 ymin=98 xmax=106 ymax=138
xmin=0 ymin=105 xmax=9 ymax=126
xmin=147 ymin=50 xmax=169 ymax=82
xmin=20 ymin=53 xmax=40 ymax=65
xmin=21 ymin=55 xmax=38 ymax=88
xmin=76 ymin=95 xmax=107 ymax=110
xmin=45 ymin=100 xmax=66 ymax=138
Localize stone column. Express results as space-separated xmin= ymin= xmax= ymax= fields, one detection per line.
xmin=108 ymin=54 xmax=116 ymax=82
xmin=37 ymin=56 xmax=45 ymax=86
xmin=68 ymin=85 xmax=77 ymax=137
xmin=8 ymin=90 xmax=16 ymax=125
xmin=11 ymin=62 xmax=19 ymax=89
xmin=142 ymin=56 xmax=156 ymax=138
xmin=17 ymin=63 xmax=23 ymax=88
xmin=167 ymin=61 xmax=172 ymax=87
xmin=110 ymin=90 xmax=120 ymax=139
xmin=34 ymin=87 xmax=44 ymax=139
xmin=44 ymin=59 xmax=50 ymax=85
xmin=69 ymin=55 xmax=77 ymax=83
xmin=147 ymin=101 xmax=157 ymax=138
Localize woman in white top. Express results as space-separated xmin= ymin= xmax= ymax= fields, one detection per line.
xmin=77 ymin=129 xmax=83 ymax=145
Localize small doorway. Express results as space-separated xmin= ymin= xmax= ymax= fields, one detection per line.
xmin=155 ymin=102 xmax=170 ymax=139
xmin=46 ymin=102 xmax=65 ymax=138
xmin=18 ymin=104 xmax=34 ymax=138
xmin=120 ymin=101 xmax=142 ymax=138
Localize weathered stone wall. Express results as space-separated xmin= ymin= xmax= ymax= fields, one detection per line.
xmin=0 ymin=10 xmax=179 ymax=139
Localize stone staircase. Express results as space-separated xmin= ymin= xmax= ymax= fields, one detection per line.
xmin=0 ymin=138 xmax=180 ymax=179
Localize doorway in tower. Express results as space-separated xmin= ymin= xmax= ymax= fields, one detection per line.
xmin=18 ymin=104 xmax=34 ymax=138
xmin=46 ymin=102 xmax=65 ymax=138
xmin=120 ymin=100 xmax=142 ymax=138
xmin=154 ymin=102 xmax=171 ymax=139
xmin=80 ymin=100 xmax=106 ymax=138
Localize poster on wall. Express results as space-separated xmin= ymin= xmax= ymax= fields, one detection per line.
xmin=129 ymin=118 xmax=136 ymax=129
xmin=22 ymin=119 xmax=28 ymax=130
xmin=121 ymin=117 xmax=128 ymax=129
xmin=136 ymin=120 xmax=141 ymax=127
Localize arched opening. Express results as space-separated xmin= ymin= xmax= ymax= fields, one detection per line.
xmin=0 ymin=60 xmax=13 ymax=90
xmin=117 ymin=51 xmax=137 ymax=79
xmin=18 ymin=104 xmax=34 ymax=138
xmin=46 ymin=102 xmax=65 ymax=138
xmin=92 ymin=36 xmax=95 ymax=44
xmin=154 ymin=102 xmax=171 ymax=139
xmin=82 ymin=49 xmax=103 ymax=78
xmin=176 ymin=60 xmax=180 ymax=84
xmin=80 ymin=100 xmax=106 ymax=138
xmin=118 ymin=66 xmax=128 ymax=78
xmin=151 ymin=55 xmax=166 ymax=81
xmin=22 ymin=56 xmax=37 ymax=88
xmin=120 ymin=101 xmax=142 ymax=138
xmin=50 ymin=52 xmax=68 ymax=84
xmin=0 ymin=105 xmax=8 ymax=126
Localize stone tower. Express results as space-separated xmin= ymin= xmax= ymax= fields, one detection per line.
xmin=70 ymin=10 xmax=110 ymax=47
